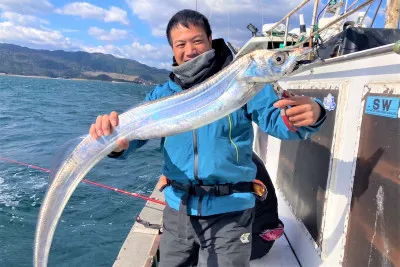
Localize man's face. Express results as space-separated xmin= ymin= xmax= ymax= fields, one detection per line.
xmin=170 ymin=23 xmax=212 ymax=65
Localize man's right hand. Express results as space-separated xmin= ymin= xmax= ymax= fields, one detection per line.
xmin=89 ymin=111 xmax=129 ymax=152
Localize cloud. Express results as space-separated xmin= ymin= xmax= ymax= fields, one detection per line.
xmin=1 ymin=11 xmax=50 ymax=26
xmin=55 ymin=2 xmax=104 ymax=19
xmin=83 ymin=42 xmax=173 ymax=69
xmin=88 ymin=27 xmax=128 ymax=41
xmin=378 ymin=7 xmax=386 ymax=16
xmin=0 ymin=0 xmax=53 ymax=14
xmin=105 ymin=6 xmax=129 ymax=25
xmin=346 ymin=11 xmax=372 ymax=27
xmin=125 ymin=0 xmax=311 ymax=47
xmin=0 ymin=21 xmax=168 ymax=69
xmin=56 ymin=2 xmax=129 ymax=25
xmin=0 ymin=21 xmax=75 ymax=50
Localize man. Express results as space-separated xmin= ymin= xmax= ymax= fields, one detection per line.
xmin=90 ymin=9 xmax=325 ymax=267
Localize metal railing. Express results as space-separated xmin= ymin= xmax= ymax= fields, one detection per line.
xmin=263 ymin=0 xmax=381 ymax=50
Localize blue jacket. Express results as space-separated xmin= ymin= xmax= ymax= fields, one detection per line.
xmin=119 ymin=78 xmax=325 ymax=216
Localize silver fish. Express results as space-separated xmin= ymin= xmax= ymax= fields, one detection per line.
xmin=34 ymin=47 xmax=311 ymax=267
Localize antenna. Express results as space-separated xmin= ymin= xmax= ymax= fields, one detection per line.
xmin=227 ymin=0 xmax=230 ymax=41
xmin=261 ymin=0 xmax=264 ymax=25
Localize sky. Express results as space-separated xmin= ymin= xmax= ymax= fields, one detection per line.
xmin=0 ymin=0 xmax=389 ymax=70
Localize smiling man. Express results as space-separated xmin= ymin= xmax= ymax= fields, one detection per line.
xmin=90 ymin=9 xmax=326 ymax=267
xmin=169 ymin=22 xmax=212 ymax=64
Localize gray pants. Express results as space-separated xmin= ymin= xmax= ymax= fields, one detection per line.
xmin=160 ymin=205 xmax=254 ymax=267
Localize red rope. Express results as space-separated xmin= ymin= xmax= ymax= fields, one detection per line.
xmin=0 ymin=157 xmax=51 ymax=173
xmin=83 ymin=179 xmax=166 ymax=205
xmin=0 ymin=157 xmax=166 ymax=206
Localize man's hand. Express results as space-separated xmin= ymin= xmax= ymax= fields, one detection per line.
xmin=89 ymin=111 xmax=129 ymax=152
xmin=273 ymin=96 xmax=322 ymax=127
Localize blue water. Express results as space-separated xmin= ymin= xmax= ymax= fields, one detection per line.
xmin=0 ymin=76 xmax=164 ymax=266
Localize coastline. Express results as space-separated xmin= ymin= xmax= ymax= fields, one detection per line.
xmin=0 ymin=73 xmax=156 ymax=85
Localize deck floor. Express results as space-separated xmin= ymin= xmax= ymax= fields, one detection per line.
xmin=114 ymin=188 xmax=301 ymax=267
xmin=250 ymin=235 xmax=300 ymax=267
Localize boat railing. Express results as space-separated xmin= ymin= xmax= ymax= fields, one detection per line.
xmin=263 ymin=0 xmax=391 ymax=50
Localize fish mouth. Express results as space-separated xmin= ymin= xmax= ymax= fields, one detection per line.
xmin=278 ymin=46 xmax=313 ymax=54
xmin=297 ymin=47 xmax=313 ymax=55
xmin=282 ymin=47 xmax=314 ymax=74
xmin=276 ymin=47 xmax=313 ymax=62
xmin=290 ymin=47 xmax=313 ymax=60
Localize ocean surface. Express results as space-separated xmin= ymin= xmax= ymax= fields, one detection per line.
xmin=0 ymin=76 xmax=164 ymax=266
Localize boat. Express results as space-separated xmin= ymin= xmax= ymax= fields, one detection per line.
xmin=113 ymin=0 xmax=400 ymax=266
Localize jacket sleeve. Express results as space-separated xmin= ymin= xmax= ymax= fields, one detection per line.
xmin=246 ymin=83 xmax=326 ymax=140
xmin=107 ymin=86 xmax=160 ymax=159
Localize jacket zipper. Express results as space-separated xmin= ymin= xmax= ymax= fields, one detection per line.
xmin=193 ymin=129 xmax=203 ymax=216
xmin=192 ymin=130 xmax=199 ymax=181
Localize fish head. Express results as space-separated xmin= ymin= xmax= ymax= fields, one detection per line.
xmin=250 ymin=47 xmax=312 ymax=78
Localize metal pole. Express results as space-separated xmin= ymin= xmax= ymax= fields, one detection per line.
xmin=284 ymin=17 xmax=290 ymax=47
xmin=370 ymin=0 xmax=383 ymax=27
xmin=346 ymin=0 xmax=359 ymax=12
xmin=335 ymin=0 xmax=345 ymax=16
xmin=308 ymin=0 xmax=319 ymax=59
xmin=290 ymin=43 xmax=398 ymax=76
xmin=384 ymin=0 xmax=400 ymax=28
xmin=266 ymin=0 xmax=311 ymax=34
xmin=295 ymin=0 xmax=375 ymax=48
xmin=359 ymin=2 xmax=373 ymax=26
xmin=312 ymin=0 xmax=374 ymax=35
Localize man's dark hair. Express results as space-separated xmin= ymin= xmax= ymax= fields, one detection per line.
xmin=166 ymin=9 xmax=212 ymax=46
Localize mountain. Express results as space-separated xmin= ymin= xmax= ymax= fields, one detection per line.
xmin=0 ymin=43 xmax=170 ymax=84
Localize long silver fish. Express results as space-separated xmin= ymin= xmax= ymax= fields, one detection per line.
xmin=34 ymin=47 xmax=311 ymax=266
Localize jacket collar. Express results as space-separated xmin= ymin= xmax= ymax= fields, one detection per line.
xmin=168 ymin=78 xmax=183 ymax=92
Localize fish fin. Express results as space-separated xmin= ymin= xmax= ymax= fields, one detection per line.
xmin=49 ymin=135 xmax=86 ymax=184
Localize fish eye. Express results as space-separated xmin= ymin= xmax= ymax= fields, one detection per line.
xmin=272 ymin=52 xmax=287 ymax=65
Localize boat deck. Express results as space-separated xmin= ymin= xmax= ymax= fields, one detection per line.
xmin=251 ymin=236 xmax=299 ymax=267
xmin=113 ymin=188 xmax=300 ymax=267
